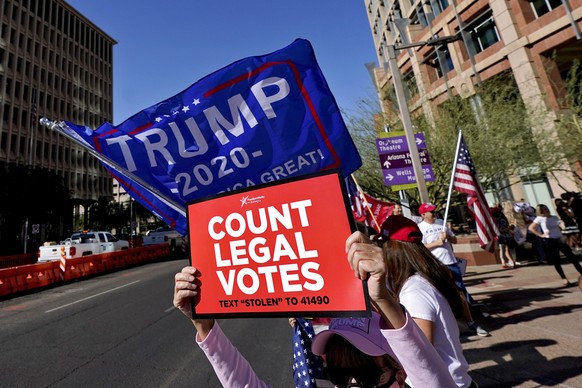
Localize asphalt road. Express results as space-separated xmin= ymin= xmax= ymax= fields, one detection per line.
xmin=0 ymin=259 xmax=294 ymax=387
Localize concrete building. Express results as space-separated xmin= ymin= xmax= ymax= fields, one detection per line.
xmin=0 ymin=0 xmax=116 ymax=241
xmin=363 ymin=0 xmax=582 ymax=205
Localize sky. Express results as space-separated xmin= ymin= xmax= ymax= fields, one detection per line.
xmin=65 ymin=1 xmax=380 ymax=126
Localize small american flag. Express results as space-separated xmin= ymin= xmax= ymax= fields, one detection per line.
xmin=346 ymin=175 xmax=366 ymax=223
xmin=452 ymin=134 xmax=498 ymax=252
xmin=31 ymin=88 xmax=38 ymax=122
xmin=292 ymin=318 xmax=325 ymax=388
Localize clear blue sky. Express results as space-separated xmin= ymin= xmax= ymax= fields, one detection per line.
xmin=66 ymin=1 xmax=379 ymax=126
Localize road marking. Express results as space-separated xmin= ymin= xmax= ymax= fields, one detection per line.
xmin=45 ymin=280 xmax=141 ymax=313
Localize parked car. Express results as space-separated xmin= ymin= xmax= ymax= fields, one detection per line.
xmin=38 ymin=231 xmax=130 ymax=262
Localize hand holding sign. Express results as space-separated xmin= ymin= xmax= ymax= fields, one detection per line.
xmin=173 ymin=266 xmax=214 ymax=340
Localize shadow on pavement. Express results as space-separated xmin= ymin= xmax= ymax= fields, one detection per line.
xmin=464 ymin=339 xmax=582 ymax=387
xmin=464 ymin=286 xmax=582 ymax=330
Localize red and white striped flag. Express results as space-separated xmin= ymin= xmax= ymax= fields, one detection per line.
xmin=452 ymin=134 xmax=498 ymax=252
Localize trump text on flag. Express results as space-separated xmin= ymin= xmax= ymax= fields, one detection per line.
xmin=63 ymin=39 xmax=361 ymax=236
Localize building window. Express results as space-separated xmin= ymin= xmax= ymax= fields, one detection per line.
xmin=403 ymin=70 xmax=419 ymax=99
xmin=529 ymin=0 xmax=562 ymax=18
xmin=425 ymin=48 xmax=454 ymax=79
xmin=466 ymin=9 xmax=500 ymax=54
xmin=430 ymin=0 xmax=450 ymax=17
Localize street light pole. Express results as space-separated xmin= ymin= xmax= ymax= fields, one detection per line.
xmin=384 ymin=44 xmax=430 ymax=204
xmin=382 ymin=34 xmax=462 ymax=204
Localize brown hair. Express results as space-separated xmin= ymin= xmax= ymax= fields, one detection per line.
xmin=382 ymin=240 xmax=464 ymax=319
xmin=536 ymin=204 xmax=549 ymax=216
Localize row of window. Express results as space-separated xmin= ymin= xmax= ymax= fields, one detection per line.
xmin=0 ymin=130 xmax=101 ymax=169
xmin=1 ymin=99 xmax=107 ymax=131
xmin=0 ymin=21 xmax=112 ymax=77
xmin=0 ymin=130 xmax=111 ymax=195
xmin=1 ymin=70 xmax=110 ymax=115
xmin=2 ymin=0 xmax=113 ymax=60
xmin=376 ymin=6 xmax=501 ymax=98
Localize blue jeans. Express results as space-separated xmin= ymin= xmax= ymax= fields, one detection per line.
xmin=446 ymin=262 xmax=476 ymax=305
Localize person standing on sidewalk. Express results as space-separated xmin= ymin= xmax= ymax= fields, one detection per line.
xmin=492 ymin=205 xmax=519 ymax=269
xmin=528 ymin=204 xmax=582 ymax=287
xmin=417 ymin=203 xmax=490 ymax=337
xmin=373 ymin=215 xmax=478 ymax=388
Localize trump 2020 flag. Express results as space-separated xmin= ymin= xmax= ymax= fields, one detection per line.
xmin=63 ymin=39 xmax=361 ymax=235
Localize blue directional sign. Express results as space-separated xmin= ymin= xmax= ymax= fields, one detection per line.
xmin=375 ymin=132 xmax=435 ymax=190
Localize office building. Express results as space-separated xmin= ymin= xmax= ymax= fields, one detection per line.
xmin=0 ymin=0 xmax=116 ymax=241
xmin=364 ymin=0 xmax=581 ymax=203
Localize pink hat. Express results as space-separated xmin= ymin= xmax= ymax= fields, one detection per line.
xmin=379 ymin=215 xmax=423 ymax=243
xmin=311 ymin=312 xmax=390 ymax=356
xmin=418 ymin=203 xmax=437 ymax=215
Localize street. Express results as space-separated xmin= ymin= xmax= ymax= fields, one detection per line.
xmin=1 ymin=258 xmax=581 ymax=387
xmin=463 ymin=261 xmax=582 ymax=387
xmin=0 ymin=259 xmax=294 ymax=387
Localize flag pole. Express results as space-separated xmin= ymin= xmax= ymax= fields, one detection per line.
xmin=39 ymin=117 xmax=187 ymax=217
xmin=443 ymin=130 xmax=463 ymax=229
xmin=350 ymin=174 xmax=382 ymax=231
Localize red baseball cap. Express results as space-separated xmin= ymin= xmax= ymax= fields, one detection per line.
xmin=418 ymin=203 xmax=437 ymax=215
xmin=378 ymin=215 xmax=423 ymax=243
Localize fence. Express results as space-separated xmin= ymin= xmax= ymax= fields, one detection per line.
xmin=0 ymin=244 xmax=172 ymax=298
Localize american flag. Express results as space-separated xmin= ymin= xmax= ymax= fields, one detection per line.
xmin=452 ymin=134 xmax=498 ymax=252
xmin=31 ymin=88 xmax=37 ymax=119
xmin=292 ymin=318 xmax=325 ymax=388
xmin=346 ymin=175 xmax=367 ymax=223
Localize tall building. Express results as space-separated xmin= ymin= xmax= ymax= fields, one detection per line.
xmin=363 ymin=0 xmax=581 ymax=204
xmin=0 ymin=0 xmax=116 ymax=241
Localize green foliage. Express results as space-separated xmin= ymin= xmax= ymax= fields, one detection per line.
xmin=345 ymin=72 xmax=542 ymax=213
xmin=0 ymin=162 xmax=72 ymax=254
xmin=551 ymin=59 xmax=582 ymax=182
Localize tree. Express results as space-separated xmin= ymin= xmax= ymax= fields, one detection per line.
xmin=540 ymin=59 xmax=582 ymax=186
xmin=345 ymin=71 xmax=545 ymax=215
xmin=0 ymin=162 xmax=72 ymax=254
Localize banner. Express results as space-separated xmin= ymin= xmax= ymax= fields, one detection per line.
xmin=362 ymin=193 xmax=394 ymax=232
xmin=64 ymin=39 xmax=361 ymax=235
xmin=186 ymin=170 xmax=369 ymax=318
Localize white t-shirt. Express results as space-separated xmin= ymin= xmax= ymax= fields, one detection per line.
xmin=418 ymin=220 xmax=457 ymax=265
xmin=532 ymin=215 xmax=563 ymax=239
xmin=399 ymin=274 xmax=471 ymax=388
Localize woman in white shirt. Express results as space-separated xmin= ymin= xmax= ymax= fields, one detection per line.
xmin=375 ymin=215 xmax=476 ymax=388
xmin=528 ymin=204 xmax=582 ymax=287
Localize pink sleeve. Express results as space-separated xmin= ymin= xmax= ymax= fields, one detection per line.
xmin=381 ymin=311 xmax=457 ymax=388
xmin=197 ymin=322 xmax=271 ymax=388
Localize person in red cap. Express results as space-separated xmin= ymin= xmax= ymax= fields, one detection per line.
xmin=372 ymin=215 xmax=477 ymax=388
xmin=416 ymin=203 xmax=489 ymax=339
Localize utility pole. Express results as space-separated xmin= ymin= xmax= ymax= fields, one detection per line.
xmin=382 ymin=34 xmax=462 ymax=204
xmin=23 ymin=89 xmax=37 ymax=254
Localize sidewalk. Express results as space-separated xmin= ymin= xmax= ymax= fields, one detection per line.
xmin=462 ymin=261 xmax=582 ymax=387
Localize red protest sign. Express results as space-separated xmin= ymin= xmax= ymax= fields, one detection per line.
xmin=186 ymin=170 xmax=370 ymax=318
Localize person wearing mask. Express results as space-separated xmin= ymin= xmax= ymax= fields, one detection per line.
xmin=173 ymin=232 xmax=460 ymax=387
xmin=417 ymin=203 xmax=489 ymax=337
xmin=373 ymin=214 xmax=477 ymax=387
xmin=528 ymin=204 xmax=582 ymax=287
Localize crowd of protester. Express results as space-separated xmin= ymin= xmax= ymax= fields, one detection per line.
xmin=172 ymin=193 xmax=582 ymax=387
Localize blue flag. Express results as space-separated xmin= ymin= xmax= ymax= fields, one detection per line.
xmin=292 ymin=318 xmax=325 ymax=388
xmin=63 ymin=39 xmax=361 ymax=235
